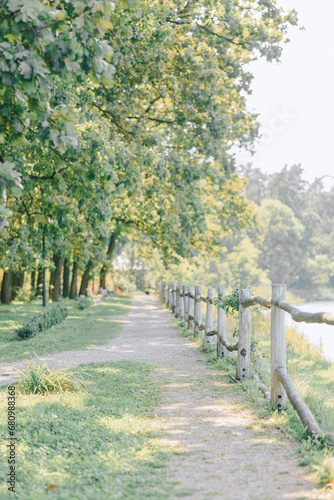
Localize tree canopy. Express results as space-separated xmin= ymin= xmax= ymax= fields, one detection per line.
xmin=0 ymin=0 xmax=298 ymax=302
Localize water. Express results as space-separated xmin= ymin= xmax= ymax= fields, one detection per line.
xmin=286 ymin=301 xmax=334 ymax=362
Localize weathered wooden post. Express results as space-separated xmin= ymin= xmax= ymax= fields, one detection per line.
xmin=167 ymin=283 xmax=171 ymax=309
xmin=187 ymin=285 xmax=195 ymax=330
xmin=183 ymin=285 xmax=188 ymax=323
xmin=236 ymin=288 xmax=252 ymax=380
xmin=171 ymin=284 xmax=176 ymax=312
xmin=165 ymin=283 xmax=169 ymax=305
xmin=179 ymin=285 xmax=184 ymax=322
xmin=194 ymin=286 xmax=202 ymax=337
xmin=203 ymin=287 xmax=215 ymax=347
xmin=217 ymin=286 xmax=228 ymax=358
xmin=175 ymin=285 xmax=181 ymax=318
xmin=271 ymin=284 xmax=287 ymax=410
xmin=168 ymin=284 xmax=173 ymax=309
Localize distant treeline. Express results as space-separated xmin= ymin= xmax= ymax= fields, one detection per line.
xmin=238 ymin=164 xmax=334 ymax=299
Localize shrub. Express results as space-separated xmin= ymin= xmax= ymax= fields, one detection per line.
xmin=15 ymin=361 xmax=85 ymax=394
xmin=17 ymin=303 xmax=68 ymax=339
xmin=75 ymin=296 xmax=93 ymax=310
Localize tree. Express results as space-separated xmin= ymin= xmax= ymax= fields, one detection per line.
xmin=0 ymin=0 xmax=117 ymax=221
xmin=0 ymin=0 xmax=299 ymax=299
xmin=254 ymin=199 xmax=304 ymax=286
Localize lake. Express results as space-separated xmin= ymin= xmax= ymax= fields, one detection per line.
xmin=286 ymin=301 xmax=334 ymax=363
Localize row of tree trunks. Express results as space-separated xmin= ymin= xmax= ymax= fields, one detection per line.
xmin=0 ymin=233 xmax=117 ymax=304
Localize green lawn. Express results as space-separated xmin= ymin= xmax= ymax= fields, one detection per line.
xmin=0 ymin=361 xmax=179 ymax=499
xmin=0 ymin=295 xmax=132 ymax=363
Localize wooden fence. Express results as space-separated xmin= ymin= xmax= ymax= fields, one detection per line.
xmin=157 ymin=281 xmax=334 ymax=442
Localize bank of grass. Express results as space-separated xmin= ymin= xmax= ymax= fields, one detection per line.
xmin=176 ymin=309 xmax=334 ymax=487
xmin=0 ymin=295 xmax=132 ymax=363
xmin=0 ymin=361 xmax=179 ymax=499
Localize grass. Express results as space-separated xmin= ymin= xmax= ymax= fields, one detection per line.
xmin=0 ymin=361 xmax=180 ymax=499
xmin=174 ymin=307 xmax=334 ymax=489
xmin=0 ymin=295 xmax=132 ymax=363
xmin=15 ymin=361 xmax=86 ymax=394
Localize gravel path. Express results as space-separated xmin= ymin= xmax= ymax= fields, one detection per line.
xmin=0 ymin=294 xmax=326 ymax=499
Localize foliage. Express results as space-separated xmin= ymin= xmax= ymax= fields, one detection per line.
xmin=240 ymin=164 xmax=334 ymax=298
xmin=15 ymin=360 xmax=85 ymax=394
xmin=75 ymin=295 xmax=93 ymax=310
xmin=226 ymin=236 xmax=270 ymax=287
xmin=0 ymin=0 xmax=118 ymax=217
xmin=214 ymin=285 xmax=241 ymax=317
xmin=16 ymin=303 xmax=67 ymax=339
xmin=254 ymin=198 xmax=305 ymax=285
xmin=0 ymin=0 xmax=298 ymax=295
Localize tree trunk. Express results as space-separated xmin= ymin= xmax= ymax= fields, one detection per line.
xmin=50 ymin=254 xmax=64 ymax=302
xmin=99 ymin=233 xmax=117 ymax=289
xmin=63 ymin=259 xmax=70 ymax=298
xmin=30 ymin=268 xmax=36 ymax=293
xmin=79 ymin=259 xmax=94 ymax=296
xmin=36 ymin=267 xmax=43 ymax=296
xmin=1 ymin=271 xmax=12 ymax=304
xmin=11 ymin=272 xmax=24 ymax=300
xmin=69 ymin=261 xmax=78 ymax=299
xmin=11 ymin=273 xmax=18 ymax=300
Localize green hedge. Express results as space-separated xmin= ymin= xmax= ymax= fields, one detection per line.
xmin=17 ymin=303 xmax=68 ymax=340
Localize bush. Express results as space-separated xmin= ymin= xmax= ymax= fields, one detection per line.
xmin=75 ymin=296 xmax=93 ymax=310
xmin=15 ymin=361 xmax=85 ymax=394
xmin=17 ymin=303 xmax=68 ymax=339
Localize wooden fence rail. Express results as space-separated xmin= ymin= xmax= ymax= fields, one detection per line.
xmin=157 ymin=280 xmax=333 ymax=443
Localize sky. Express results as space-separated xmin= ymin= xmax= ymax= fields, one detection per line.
xmin=235 ymin=0 xmax=334 ymax=189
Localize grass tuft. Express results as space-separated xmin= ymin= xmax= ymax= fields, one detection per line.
xmin=15 ymin=361 xmax=86 ymax=395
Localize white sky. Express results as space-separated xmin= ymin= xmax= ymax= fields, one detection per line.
xmin=235 ymin=0 xmax=334 ymax=189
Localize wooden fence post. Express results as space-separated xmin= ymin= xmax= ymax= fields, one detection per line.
xmin=271 ymin=284 xmax=287 ymax=410
xmin=237 ymin=288 xmax=252 ymax=380
xmin=168 ymin=284 xmax=173 ymax=309
xmin=175 ymin=285 xmax=180 ymax=318
xmin=179 ymin=285 xmax=184 ymax=322
xmin=165 ymin=283 xmax=169 ymax=305
xmin=187 ymin=285 xmax=195 ymax=330
xmin=171 ymin=284 xmax=176 ymax=312
xmin=203 ymin=287 xmax=215 ymax=347
xmin=183 ymin=285 xmax=188 ymax=323
xmin=217 ymin=286 xmax=228 ymax=358
xmin=194 ymin=286 xmax=202 ymax=337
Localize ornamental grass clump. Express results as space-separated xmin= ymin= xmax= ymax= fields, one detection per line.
xmin=17 ymin=303 xmax=68 ymax=339
xmin=15 ymin=361 xmax=85 ymax=395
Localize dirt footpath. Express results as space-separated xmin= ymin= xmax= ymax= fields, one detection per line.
xmin=0 ymin=294 xmax=327 ymax=499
